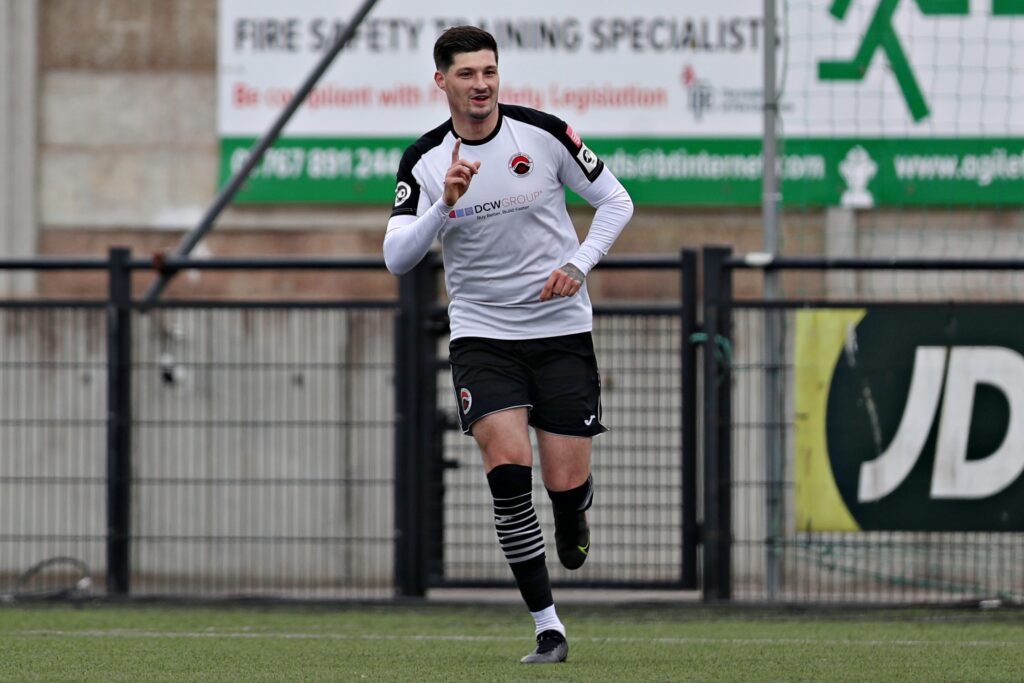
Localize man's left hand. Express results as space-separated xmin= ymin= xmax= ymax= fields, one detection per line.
xmin=539 ymin=263 xmax=585 ymax=301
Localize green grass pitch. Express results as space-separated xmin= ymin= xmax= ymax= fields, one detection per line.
xmin=3 ymin=602 xmax=1024 ymax=681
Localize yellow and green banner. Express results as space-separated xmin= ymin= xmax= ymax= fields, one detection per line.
xmin=795 ymin=307 xmax=1024 ymax=532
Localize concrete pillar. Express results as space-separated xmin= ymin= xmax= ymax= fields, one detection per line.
xmin=0 ymin=0 xmax=38 ymax=295
xmin=825 ymin=207 xmax=857 ymax=296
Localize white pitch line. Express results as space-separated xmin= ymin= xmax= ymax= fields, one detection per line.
xmin=15 ymin=629 xmax=1024 ymax=648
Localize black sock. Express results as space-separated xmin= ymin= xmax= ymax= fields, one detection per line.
xmin=547 ymin=474 xmax=594 ymax=516
xmin=487 ymin=464 xmax=553 ymax=612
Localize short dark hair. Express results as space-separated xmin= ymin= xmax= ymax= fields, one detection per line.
xmin=433 ymin=26 xmax=498 ymax=72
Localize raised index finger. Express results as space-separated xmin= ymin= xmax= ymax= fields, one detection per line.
xmin=451 ymin=138 xmax=461 ymax=165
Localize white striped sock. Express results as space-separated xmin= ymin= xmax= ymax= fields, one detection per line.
xmin=494 ymin=492 xmax=545 ymax=565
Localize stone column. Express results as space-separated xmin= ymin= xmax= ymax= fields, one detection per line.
xmin=0 ymin=0 xmax=38 ymax=295
xmin=825 ymin=207 xmax=858 ymax=296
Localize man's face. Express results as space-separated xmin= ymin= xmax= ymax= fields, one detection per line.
xmin=435 ymin=50 xmax=499 ymax=122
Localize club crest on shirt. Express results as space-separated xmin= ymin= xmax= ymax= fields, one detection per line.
xmin=459 ymin=387 xmax=473 ymax=414
xmin=508 ymin=153 xmax=533 ymax=177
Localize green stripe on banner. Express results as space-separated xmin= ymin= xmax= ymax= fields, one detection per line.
xmin=219 ymin=138 xmax=408 ymax=204
xmin=220 ymin=137 xmax=1024 ymax=206
xmin=993 ymin=0 xmax=1024 ymax=15
xmin=587 ymin=139 xmax=832 ymax=206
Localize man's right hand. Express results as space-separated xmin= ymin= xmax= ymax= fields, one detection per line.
xmin=443 ymin=138 xmax=481 ymax=207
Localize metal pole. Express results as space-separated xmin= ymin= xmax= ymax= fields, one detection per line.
xmin=702 ymin=246 xmax=733 ymax=602
xmin=762 ymin=0 xmax=785 ymax=600
xmin=680 ymin=249 xmax=698 ymax=589
xmin=763 ymin=0 xmax=781 ymax=256
xmin=420 ymin=259 xmax=444 ymax=585
xmin=142 ymin=0 xmax=380 ymax=304
xmin=393 ymin=256 xmax=438 ymax=596
xmin=719 ymin=250 xmax=734 ymax=601
xmin=106 ymin=247 xmax=133 ymax=594
xmin=395 ymin=265 xmax=421 ymax=596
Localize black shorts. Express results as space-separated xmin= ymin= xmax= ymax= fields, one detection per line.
xmin=448 ymin=332 xmax=607 ymax=437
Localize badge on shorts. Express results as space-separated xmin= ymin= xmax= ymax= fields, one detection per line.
xmin=459 ymin=387 xmax=473 ymax=414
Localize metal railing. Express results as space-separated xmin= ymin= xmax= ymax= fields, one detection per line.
xmin=1 ymin=250 xmax=396 ymax=599
xmin=0 ymin=248 xmax=700 ymax=601
xmin=7 ymin=245 xmax=1021 ymax=605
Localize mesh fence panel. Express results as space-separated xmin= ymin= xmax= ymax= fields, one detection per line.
xmin=0 ymin=307 xmax=107 ymax=597
xmin=130 ymin=305 xmax=396 ymax=599
xmin=437 ymin=313 xmax=687 ymax=588
xmin=12 ymin=265 xmax=1023 ymax=603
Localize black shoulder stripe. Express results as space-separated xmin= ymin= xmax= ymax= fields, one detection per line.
xmin=499 ymin=103 xmax=565 ymax=137
xmin=400 ymin=120 xmax=451 ymax=169
xmin=390 ymin=120 xmax=451 ymax=218
xmin=500 ymin=104 xmax=604 ymax=182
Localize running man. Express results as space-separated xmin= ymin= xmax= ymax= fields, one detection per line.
xmin=383 ymin=25 xmax=633 ymax=664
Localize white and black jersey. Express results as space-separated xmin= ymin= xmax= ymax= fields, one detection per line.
xmin=384 ymin=104 xmax=633 ymax=341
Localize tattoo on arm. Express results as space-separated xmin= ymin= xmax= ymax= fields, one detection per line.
xmin=561 ymin=263 xmax=584 ymax=284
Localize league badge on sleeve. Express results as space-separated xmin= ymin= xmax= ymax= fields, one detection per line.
xmin=564 ymin=123 xmax=601 ymax=179
xmin=394 ymin=181 xmax=412 ymax=207
xmin=577 ymin=144 xmax=599 ymax=175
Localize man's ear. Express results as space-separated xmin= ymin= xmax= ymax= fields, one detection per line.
xmin=434 ymin=70 xmax=445 ymax=91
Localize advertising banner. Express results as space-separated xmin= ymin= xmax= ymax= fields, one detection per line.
xmin=218 ymin=0 xmax=1024 ymax=205
xmin=795 ymin=307 xmax=1024 ymax=532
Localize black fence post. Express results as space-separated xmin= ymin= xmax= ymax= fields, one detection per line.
xmin=394 ymin=255 xmax=439 ymax=597
xmin=106 ymin=247 xmax=133 ymax=595
xmin=701 ymin=246 xmax=733 ymax=601
xmin=680 ymin=249 xmax=699 ymax=590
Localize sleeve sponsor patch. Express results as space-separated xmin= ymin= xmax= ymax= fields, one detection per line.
xmin=576 ymin=144 xmax=600 ymax=176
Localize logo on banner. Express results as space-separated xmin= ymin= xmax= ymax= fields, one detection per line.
xmin=680 ymin=64 xmax=762 ymax=121
xmin=681 ymin=65 xmax=713 ymax=121
xmin=857 ymin=346 xmax=1024 ymax=502
xmin=839 ymin=146 xmax=878 ymax=209
xmin=804 ymin=307 xmax=1024 ymax=531
xmin=819 ymin=0 xmax=958 ymax=121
